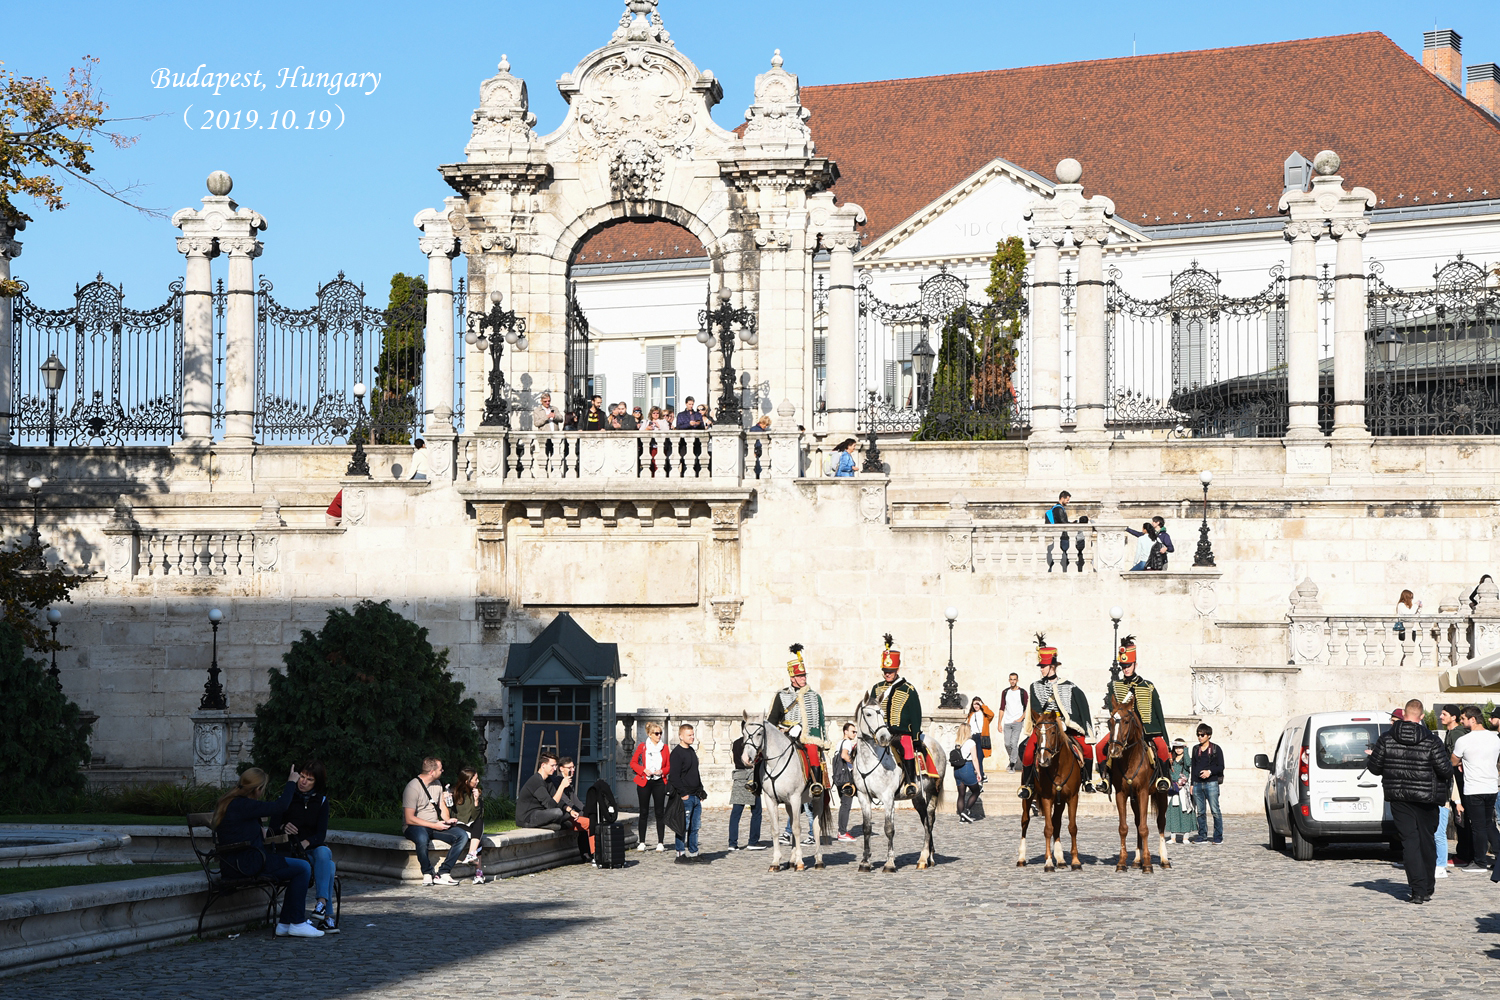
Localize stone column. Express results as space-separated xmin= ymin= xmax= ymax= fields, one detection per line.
xmin=1329 ymin=217 xmax=1371 ymax=438
xmin=1026 ymin=227 xmax=1064 ymax=440
xmin=0 ymin=216 xmax=22 ymax=442
xmin=822 ymin=233 xmax=860 ymax=433
xmin=220 ymin=238 xmax=261 ymax=448
xmin=1073 ymin=224 xmax=1110 ymax=438
xmin=1281 ymin=221 xmax=1322 ymax=440
xmin=176 ymin=238 xmax=216 ymax=444
xmin=416 ymin=201 xmax=463 ymax=481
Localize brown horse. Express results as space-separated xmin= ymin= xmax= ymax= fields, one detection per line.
xmin=1101 ymin=688 xmax=1171 ymax=873
xmin=1016 ymin=710 xmax=1083 ymax=872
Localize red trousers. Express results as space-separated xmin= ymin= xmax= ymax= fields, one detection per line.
xmin=1022 ymin=731 xmax=1093 ymax=767
xmin=567 ymin=815 xmax=594 ymax=855
xmin=804 ymin=744 xmax=822 ymax=768
xmin=897 ymin=734 xmax=915 ymax=761
xmin=1096 ymin=734 xmax=1172 ymax=762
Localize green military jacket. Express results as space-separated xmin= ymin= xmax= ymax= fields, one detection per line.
xmin=1107 ymin=673 xmax=1168 ymax=741
xmin=768 ymin=685 xmax=828 ymax=748
xmin=867 ymin=677 xmax=922 ymax=737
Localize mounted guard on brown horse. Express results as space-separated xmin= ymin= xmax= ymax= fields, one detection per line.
xmin=1016 ymin=635 xmax=1089 ymax=871
xmin=1099 ymin=640 xmax=1173 ymax=873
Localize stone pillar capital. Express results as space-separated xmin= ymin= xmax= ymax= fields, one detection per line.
xmin=1329 ymin=217 xmax=1371 ymax=239
xmin=1281 ymin=219 xmax=1324 ymax=242
xmin=415 ymin=206 xmax=463 ymax=259
xmin=821 ymin=232 xmax=861 ymax=253
xmin=219 ymin=236 xmax=263 ymax=259
xmin=1072 ymin=224 xmax=1110 ymax=246
xmin=175 ymin=236 xmax=218 ymax=259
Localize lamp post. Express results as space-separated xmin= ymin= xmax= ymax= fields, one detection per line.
xmin=696 ymin=286 xmax=757 ymax=426
xmin=939 ymin=606 xmax=962 ymax=709
xmin=46 ymin=607 xmax=62 ymax=688
xmin=345 ymin=382 xmax=371 ymax=478
xmin=911 ymin=328 xmax=936 ymax=410
xmin=21 ymin=476 xmax=45 ymax=571
xmin=1110 ymin=606 xmax=1123 ymax=669
xmin=39 ymin=353 xmax=67 ymax=447
xmin=200 ymin=608 xmax=227 ymax=711
xmin=1374 ymin=325 xmax=1405 ymax=432
xmin=469 ymin=290 xmax=528 ymax=428
xmin=861 ymin=390 xmax=884 ymax=473
xmin=1193 ymin=470 xmax=1216 ymax=567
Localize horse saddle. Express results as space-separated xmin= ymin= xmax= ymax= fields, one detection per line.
xmin=915 ymin=742 xmax=938 ymax=779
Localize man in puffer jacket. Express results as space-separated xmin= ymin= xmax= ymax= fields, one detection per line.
xmin=1368 ymin=699 xmax=1453 ymax=905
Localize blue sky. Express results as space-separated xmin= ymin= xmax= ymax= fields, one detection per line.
xmin=6 ymin=0 xmax=1498 ymax=305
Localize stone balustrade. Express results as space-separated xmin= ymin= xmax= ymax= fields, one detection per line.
xmin=893 ymin=505 xmax=1135 ymax=575
xmin=1288 ymin=613 xmax=1468 ymax=670
xmin=464 ymin=428 xmax=809 ymax=487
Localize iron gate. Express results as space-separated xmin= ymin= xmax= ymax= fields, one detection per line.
xmin=564 ymin=281 xmax=591 ymax=418
xmin=10 ymin=274 xmax=183 ymax=445
xmin=1366 ymin=253 xmax=1500 ymax=435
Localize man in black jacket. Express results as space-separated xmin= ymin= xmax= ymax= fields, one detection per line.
xmin=668 ymin=724 xmax=707 ymax=862
xmin=1368 ymin=699 xmax=1454 ymax=904
xmin=516 ymin=753 xmax=580 ymax=830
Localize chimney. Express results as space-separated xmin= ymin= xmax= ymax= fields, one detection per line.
xmin=1470 ymin=63 xmax=1500 ymax=118
xmin=1423 ymin=29 xmax=1463 ymax=91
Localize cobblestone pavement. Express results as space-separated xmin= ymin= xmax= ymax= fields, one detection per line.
xmin=13 ymin=811 xmax=1500 ymax=999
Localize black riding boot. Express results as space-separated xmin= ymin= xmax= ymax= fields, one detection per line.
xmin=1081 ymin=757 xmax=1096 ymax=794
xmin=809 ymin=762 xmax=826 ymax=799
xmin=900 ymin=755 xmax=918 ymax=797
xmin=1152 ymin=755 xmax=1173 ymax=793
xmin=1017 ymin=762 xmax=1035 ymax=800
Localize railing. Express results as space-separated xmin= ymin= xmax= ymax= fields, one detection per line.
xmin=1288 ymin=613 xmax=1468 ymax=669
xmin=894 ymin=517 xmax=1135 ymax=575
xmin=137 ymin=532 xmax=259 ymax=577
xmin=473 ymin=429 xmax=773 ymax=482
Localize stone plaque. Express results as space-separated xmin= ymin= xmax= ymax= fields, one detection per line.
xmin=519 ymin=539 xmax=699 ymax=606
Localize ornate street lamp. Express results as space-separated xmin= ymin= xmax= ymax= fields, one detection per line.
xmin=911 ymin=329 xmax=936 ymax=410
xmin=469 ymin=290 xmax=528 ymax=428
xmin=1110 ymin=606 xmax=1123 ymax=670
xmin=696 ymin=286 xmax=757 ymax=426
xmin=939 ymin=606 xmax=963 ymax=709
xmin=20 ymin=476 xmax=45 ymax=571
xmin=1193 ymin=470 xmax=1216 ymax=567
xmin=1374 ymin=325 xmax=1405 ymax=432
xmin=46 ymin=607 xmax=62 ymax=688
xmin=39 ymin=353 xmax=66 ymax=447
xmin=200 ymin=607 xmax=227 ymax=711
xmin=346 ymin=382 xmax=371 ymax=478
xmin=861 ymin=390 xmax=884 ymax=473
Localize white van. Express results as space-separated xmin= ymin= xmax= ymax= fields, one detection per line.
xmin=1254 ymin=711 xmax=1396 ymax=861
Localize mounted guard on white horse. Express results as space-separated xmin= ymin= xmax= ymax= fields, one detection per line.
xmin=767 ymin=644 xmax=828 ymax=798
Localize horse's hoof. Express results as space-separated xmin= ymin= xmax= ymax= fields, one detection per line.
xmin=1044 ymin=864 xmax=1055 ymax=873
xmin=1160 ymin=861 xmax=1171 ymax=869
xmin=858 ymin=864 xmax=872 ymax=873
xmin=813 ymin=862 xmax=825 ymax=870
xmin=916 ymin=861 xmax=928 ymax=870
xmin=1115 ymin=865 xmax=1127 ymax=873
xmin=794 ymin=863 xmax=806 ymax=872
xmin=1142 ymin=867 xmax=1153 ymax=875
xmin=1016 ymin=861 xmax=1026 ymax=868
xmin=882 ymin=864 xmax=897 ymax=873
xmin=1070 ymin=863 xmax=1083 ymax=871
xmin=768 ymin=865 xmax=781 ymax=873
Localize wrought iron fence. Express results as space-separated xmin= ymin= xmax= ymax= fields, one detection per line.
xmin=1366 ymin=253 xmax=1500 ymax=435
xmin=858 ymin=269 xmax=1028 ymax=436
xmin=564 ymin=281 xmax=591 ymax=419
xmin=453 ymin=277 xmax=467 ymax=433
xmin=10 ymin=274 xmax=183 ymax=445
xmin=1107 ymin=263 xmax=1289 ymax=437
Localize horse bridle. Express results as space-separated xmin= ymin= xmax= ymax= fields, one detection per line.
xmin=743 ymin=721 xmax=799 ymax=787
xmin=1035 ymin=711 xmax=1061 ymax=767
xmin=1106 ymin=692 xmax=1141 ymax=762
xmin=854 ymin=706 xmax=895 ymax=782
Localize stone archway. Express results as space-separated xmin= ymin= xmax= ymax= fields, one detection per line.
xmin=439 ymin=0 xmax=864 ymax=429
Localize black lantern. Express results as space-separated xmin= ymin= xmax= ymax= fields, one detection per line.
xmin=200 ymin=607 xmax=227 ymax=711
xmin=1110 ymin=606 xmax=1123 ymax=668
xmin=345 ymin=381 xmax=371 ymax=478
xmin=20 ymin=476 xmax=45 ymax=571
xmin=469 ymin=290 xmax=528 ymax=428
xmin=1374 ymin=325 xmax=1405 ymax=365
xmin=1193 ymin=470 xmax=1216 ymax=567
xmin=939 ymin=606 xmax=963 ymax=709
xmin=46 ymin=607 xmax=62 ymax=688
xmin=40 ymin=353 xmax=66 ymax=447
xmin=911 ymin=329 xmax=936 ymax=409
xmin=861 ymin=390 xmax=884 ymax=473
xmin=696 ymin=286 xmax=757 ymax=426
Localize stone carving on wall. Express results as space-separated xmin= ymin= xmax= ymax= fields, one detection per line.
xmin=194 ymin=718 xmax=227 ymax=767
xmin=254 ymin=534 xmax=280 ymax=572
xmin=1192 ymin=578 xmax=1219 ymax=618
xmin=944 ymin=531 xmax=973 ymax=572
xmin=476 ymin=437 xmax=504 ymax=478
xmin=477 ymin=598 xmax=510 ymax=630
xmin=859 ymin=484 xmax=886 ymax=524
xmin=741 ymin=50 xmax=812 ymax=157
xmin=570 ymin=48 xmax=697 ymax=163
xmin=466 ymin=56 xmax=540 ymax=161
xmin=611 ymin=138 xmax=666 ymax=202
xmin=1191 ymin=670 xmax=1226 ymax=715
xmin=343 ymin=488 xmax=368 ymax=525
xmin=710 ymin=596 xmax=744 ymax=640
xmin=611 ymin=0 xmax=672 ymax=46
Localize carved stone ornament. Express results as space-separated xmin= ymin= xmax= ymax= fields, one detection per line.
xmin=611 ymin=138 xmax=666 ymax=202
xmin=611 ymin=0 xmax=673 ymax=47
xmin=460 ymin=231 xmax=517 ymax=257
xmin=466 ymin=55 xmax=540 ymax=161
xmin=710 ymin=502 xmax=742 ymax=535
xmin=1291 ymin=621 xmax=1328 ymax=665
xmin=741 ymin=50 xmax=813 ymax=157
xmin=859 ymin=484 xmax=886 ymax=524
xmin=1192 ymin=579 xmax=1219 ymax=618
xmin=1191 ymin=671 xmax=1226 ymax=716
xmin=710 ymin=596 xmax=744 ymax=640
xmin=477 ymin=437 xmax=505 ymax=477
xmin=194 ymin=719 xmax=227 ymax=766
xmin=477 ymin=597 xmax=511 ymax=630
xmin=343 ymin=488 xmax=368 ymax=525
xmin=944 ymin=531 xmax=973 ymax=572
xmin=254 ymin=534 xmax=279 ymax=572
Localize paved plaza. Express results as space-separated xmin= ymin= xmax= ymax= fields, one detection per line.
xmin=11 ymin=810 xmax=1500 ymax=999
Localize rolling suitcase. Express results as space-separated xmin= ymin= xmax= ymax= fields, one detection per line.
xmin=595 ymin=821 xmax=627 ymax=868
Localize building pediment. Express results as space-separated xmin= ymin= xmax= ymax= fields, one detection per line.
xmin=858 ymin=158 xmax=1146 ymax=264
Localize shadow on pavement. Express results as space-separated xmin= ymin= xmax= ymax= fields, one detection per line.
xmin=1352 ymin=878 xmax=1409 ymax=899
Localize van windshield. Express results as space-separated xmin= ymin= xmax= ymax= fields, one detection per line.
xmin=1315 ymin=723 xmax=1388 ymax=769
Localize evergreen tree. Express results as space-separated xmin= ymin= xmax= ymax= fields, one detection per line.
xmin=251 ymin=601 xmax=480 ymax=803
xmin=371 ymin=273 xmax=426 ymax=445
xmin=0 ymin=621 xmax=91 ymax=798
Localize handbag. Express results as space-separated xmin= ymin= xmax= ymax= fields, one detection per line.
xmin=979 ymin=734 xmax=992 ymax=751
xmin=664 ymin=795 xmax=687 ymax=837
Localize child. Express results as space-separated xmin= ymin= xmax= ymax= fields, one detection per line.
xmin=834 ymin=722 xmax=858 ymax=841
xmin=451 ymin=767 xmax=486 ymax=884
xmin=668 ymin=723 xmax=706 ymax=862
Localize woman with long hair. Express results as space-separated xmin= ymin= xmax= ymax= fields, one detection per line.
xmin=270 ymin=760 xmax=338 ymax=931
xmin=629 ymin=722 xmax=671 ymax=851
xmin=451 ymin=767 xmax=486 ymax=884
xmin=966 ymin=696 xmax=995 ymax=783
xmin=213 ymin=766 xmax=323 ymax=938
xmin=1126 ymin=521 xmax=1158 ymax=572
xmin=952 ymin=723 xmax=981 ymax=822
xmin=833 ymin=438 xmax=858 ymax=478
xmin=1393 ymin=588 xmax=1421 ymax=642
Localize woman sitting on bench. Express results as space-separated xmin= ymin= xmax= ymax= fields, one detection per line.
xmin=212 ymin=766 xmax=324 ymax=939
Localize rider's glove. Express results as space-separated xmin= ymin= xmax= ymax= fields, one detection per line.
xmin=788 ymin=724 xmax=803 ymax=740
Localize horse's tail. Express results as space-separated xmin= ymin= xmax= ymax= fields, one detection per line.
xmin=928 ymin=733 xmax=947 ymax=810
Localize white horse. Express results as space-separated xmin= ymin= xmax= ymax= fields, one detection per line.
xmin=851 ymin=696 xmax=946 ymax=872
xmin=739 ymin=715 xmax=832 ymax=872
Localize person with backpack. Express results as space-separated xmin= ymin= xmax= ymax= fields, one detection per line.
xmin=950 ymin=723 xmax=982 ymax=822
xmin=1044 ymin=490 xmax=1072 ymax=572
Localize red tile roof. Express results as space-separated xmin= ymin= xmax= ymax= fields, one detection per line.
xmin=574 ymin=32 xmax=1500 ymax=262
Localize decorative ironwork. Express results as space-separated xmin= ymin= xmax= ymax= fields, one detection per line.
xmin=1108 ymin=263 xmax=1289 ymax=437
xmin=857 ymin=269 xmax=1027 ymax=436
xmin=565 ymin=281 xmax=591 ymax=419
xmin=200 ymin=614 xmax=226 ymax=712
xmin=452 ymin=277 xmax=467 ymax=432
xmin=698 ymin=286 xmax=757 ymax=426
xmin=1366 ymin=254 xmax=1500 ymax=436
xmin=10 ymin=274 xmax=183 ymax=444
xmin=468 ymin=290 xmax=528 ymax=428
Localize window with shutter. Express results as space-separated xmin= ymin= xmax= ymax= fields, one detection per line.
xmin=633 ymin=374 xmax=648 ymax=413
xmin=589 ymin=373 xmax=607 ymax=402
xmin=884 ymin=361 xmax=898 ymax=405
xmin=647 ymin=344 xmax=677 ymax=375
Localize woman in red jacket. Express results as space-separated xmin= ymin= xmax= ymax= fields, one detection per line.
xmin=629 ymin=722 xmax=671 ymax=851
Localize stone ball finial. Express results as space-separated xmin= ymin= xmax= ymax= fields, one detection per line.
xmin=771 ymin=49 xmax=783 ymax=69
xmin=206 ymin=171 xmax=233 ymax=196
xmin=1312 ymin=150 xmax=1341 ymax=176
xmin=1056 ymin=158 xmax=1083 ymax=185
xmin=498 ymin=54 xmax=510 ymax=74
xmin=777 ymin=398 xmax=795 ymax=417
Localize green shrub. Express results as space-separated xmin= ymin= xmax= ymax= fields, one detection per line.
xmin=251 ymin=600 xmax=481 ymax=805
xmin=0 ymin=622 xmax=91 ymax=804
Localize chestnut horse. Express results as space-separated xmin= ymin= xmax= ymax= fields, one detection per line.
xmin=1016 ymin=710 xmax=1083 ymax=872
xmin=1101 ymin=688 xmax=1171 ymax=873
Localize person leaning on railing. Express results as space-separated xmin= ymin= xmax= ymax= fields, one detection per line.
xmin=1393 ymin=589 xmax=1421 ymax=642
xmin=212 ymin=765 xmax=324 ymax=938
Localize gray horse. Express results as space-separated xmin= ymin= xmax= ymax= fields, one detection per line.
xmin=739 ymin=715 xmax=831 ymax=872
xmin=851 ymin=696 xmax=946 ymax=872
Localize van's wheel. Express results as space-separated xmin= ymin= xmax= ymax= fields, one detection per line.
xmin=1265 ymin=806 xmax=1286 ymax=852
xmin=1289 ymin=813 xmax=1315 ymax=861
